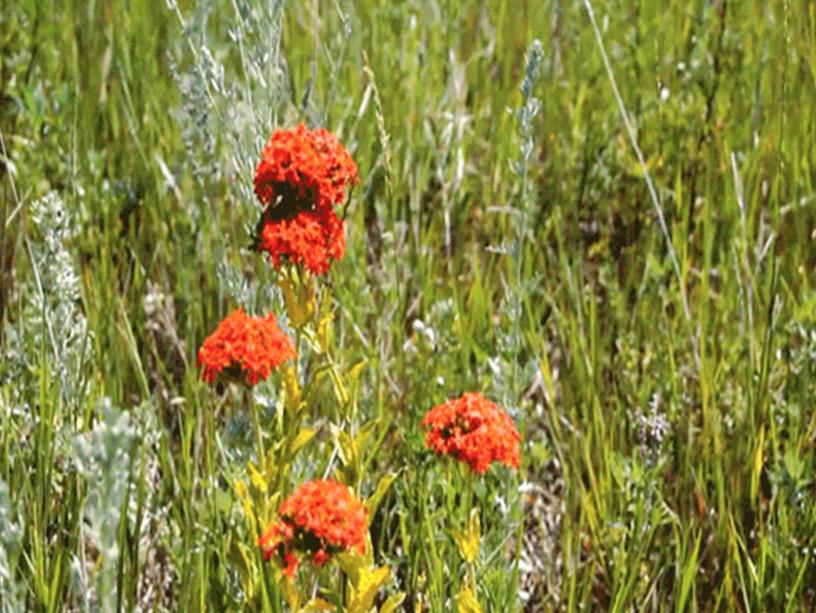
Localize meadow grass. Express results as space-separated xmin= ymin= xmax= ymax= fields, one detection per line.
xmin=2 ymin=0 xmax=816 ymax=610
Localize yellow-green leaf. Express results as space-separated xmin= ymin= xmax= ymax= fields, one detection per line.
xmin=301 ymin=597 xmax=336 ymax=612
xmin=317 ymin=310 xmax=334 ymax=354
xmin=291 ymin=428 xmax=316 ymax=455
xmin=348 ymin=566 xmax=390 ymax=613
xmin=264 ymin=447 xmax=279 ymax=481
xmin=331 ymin=426 xmax=356 ymax=467
xmin=328 ymin=366 xmax=350 ymax=406
xmin=247 ymin=461 xmax=267 ymax=494
xmin=348 ymin=359 xmax=368 ymax=384
xmin=751 ymin=424 xmax=765 ymax=502
xmin=335 ymin=552 xmax=367 ymax=585
xmin=282 ymin=363 xmax=303 ymax=414
xmin=353 ymin=419 xmax=378 ymax=461
xmin=455 ymin=587 xmax=482 ymax=613
xmin=279 ymin=275 xmax=315 ymax=329
xmin=281 ymin=575 xmax=300 ymax=611
xmin=452 ymin=510 xmax=481 ymax=564
xmin=379 ymin=592 xmax=406 ymax=613
xmin=365 ymin=473 xmax=396 ymax=520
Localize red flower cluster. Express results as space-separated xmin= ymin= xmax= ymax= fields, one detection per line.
xmin=253 ymin=124 xmax=358 ymax=275
xmin=422 ymin=392 xmax=521 ymax=474
xmin=197 ymin=308 xmax=295 ymax=386
xmin=257 ymin=208 xmax=345 ymax=275
xmin=259 ymin=479 xmax=368 ymax=577
xmin=254 ymin=123 xmax=358 ymax=211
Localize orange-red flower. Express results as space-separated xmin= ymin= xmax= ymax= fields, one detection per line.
xmin=258 ymin=479 xmax=368 ymax=577
xmin=253 ymin=124 xmax=357 ymax=275
xmin=254 ymin=123 xmax=358 ymax=212
xmin=422 ymin=392 xmax=521 ymax=474
xmin=197 ymin=308 xmax=295 ymax=386
xmin=257 ymin=208 xmax=346 ymax=275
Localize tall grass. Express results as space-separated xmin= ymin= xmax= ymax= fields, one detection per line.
xmin=2 ymin=0 xmax=816 ymax=610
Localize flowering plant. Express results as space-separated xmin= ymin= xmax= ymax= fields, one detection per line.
xmin=253 ymin=123 xmax=358 ymax=212
xmin=422 ymin=392 xmax=520 ymax=473
xmin=196 ymin=125 xmax=405 ymax=611
xmin=194 ymin=122 xmax=518 ymax=612
xmin=197 ymin=308 xmax=295 ymax=385
xmin=258 ymin=479 xmax=368 ymax=577
xmin=253 ymin=124 xmax=358 ymax=274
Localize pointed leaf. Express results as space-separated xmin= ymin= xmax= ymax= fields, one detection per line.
xmin=455 ymin=587 xmax=482 ymax=613
xmin=335 ymin=551 xmax=367 ymax=585
xmin=281 ymin=575 xmax=300 ymax=611
xmin=348 ymin=566 xmax=389 ymax=613
xmin=379 ymin=592 xmax=406 ymax=613
xmin=365 ymin=473 xmax=396 ymax=520
xmin=290 ymin=428 xmax=317 ymax=456
xmin=247 ymin=461 xmax=267 ymax=494
xmin=353 ymin=418 xmax=379 ymax=460
xmin=452 ymin=510 xmax=480 ymax=564
xmin=331 ymin=426 xmax=356 ymax=467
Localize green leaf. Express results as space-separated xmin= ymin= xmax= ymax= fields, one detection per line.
xmin=379 ymin=592 xmax=406 ymax=613
xmin=301 ymin=597 xmax=336 ymax=612
xmin=228 ymin=540 xmax=257 ymax=598
xmin=290 ymin=428 xmax=316 ymax=456
xmin=331 ymin=425 xmax=356 ymax=466
xmin=354 ymin=418 xmax=379 ymax=460
xmin=336 ymin=551 xmax=367 ymax=585
xmin=365 ymin=472 xmax=396 ymax=520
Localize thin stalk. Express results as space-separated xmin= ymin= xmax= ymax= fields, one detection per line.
xmin=582 ymin=0 xmax=700 ymax=372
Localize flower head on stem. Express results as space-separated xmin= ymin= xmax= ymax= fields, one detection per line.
xmin=253 ymin=124 xmax=358 ymax=275
xmin=422 ymin=392 xmax=521 ymax=474
xmin=258 ymin=479 xmax=368 ymax=578
xmin=197 ymin=308 xmax=295 ymax=386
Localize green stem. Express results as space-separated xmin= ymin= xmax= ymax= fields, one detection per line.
xmin=248 ymin=390 xmax=266 ymax=471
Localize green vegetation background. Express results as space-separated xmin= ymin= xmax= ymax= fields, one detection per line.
xmin=2 ymin=0 xmax=815 ymax=610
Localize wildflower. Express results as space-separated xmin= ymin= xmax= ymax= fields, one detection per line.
xmin=253 ymin=124 xmax=357 ymax=274
xmin=258 ymin=479 xmax=368 ymax=577
xmin=422 ymin=392 xmax=520 ymax=474
xmin=257 ymin=208 xmax=346 ymax=275
xmin=197 ymin=308 xmax=295 ymax=386
xmin=254 ymin=123 xmax=358 ymax=212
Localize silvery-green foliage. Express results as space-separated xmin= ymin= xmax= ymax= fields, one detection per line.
xmin=495 ymin=38 xmax=545 ymax=603
xmin=0 ymin=336 xmax=31 ymax=428
xmin=513 ymin=38 xmax=543 ymax=193
xmin=169 ymin=0 xmax=290 ymax=218
xmin=0 ymin=479 xmax=24 ymax=613
xmin=492 ymin=38 xmax=544 ymax=416
xmin=71 ymin=401 xmax=137 ymax=613
xmin=170 ymin=56 xmax=218 ymax=194
xmin=25 ymin=191 xmax=92 ymax=402
xmin=130 ymin=403 xmax=176 ymax=611
xmin=216 ymin=260 xmax=281 ymax=326
xmin=28 ymin=192 xmax=80 ymax=301
xmin=168 ymin=0 xmax=296 ymax=329
xmin=216 ymin=260 xmax=258 ymax=311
